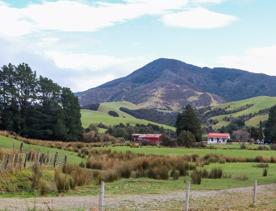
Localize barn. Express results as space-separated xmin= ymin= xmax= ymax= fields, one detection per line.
xmin=208 ymin=133 xmax=230 ymax=144
xmin=131 ymin=134 xmax=162 ymax=145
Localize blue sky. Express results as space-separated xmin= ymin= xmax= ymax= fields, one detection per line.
xmin=0 ymin=0 xmax=275 ymax=91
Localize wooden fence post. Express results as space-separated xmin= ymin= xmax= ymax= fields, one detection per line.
xmin=99 ymin=181 xmax=105 ymax=211
xmin=63 ymin=155 xmax=67 ymax=168
xmin=53 ymin=152 xmax=58 ymax=168
xmin=23 ymin=153 xmax=28 ymax=168
xmin=19 ymin=143 xmax=23 ymax=153
xmin=253 ymin=180 xmax=257 ymax=207
xmin=184 ymin=181 xmax=191 ymax=211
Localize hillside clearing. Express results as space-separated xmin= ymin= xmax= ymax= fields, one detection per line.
xmin=208 ymin=96 xmax=276 ymax=129
xmin=81 ymin=101 xmax=175 ymax=130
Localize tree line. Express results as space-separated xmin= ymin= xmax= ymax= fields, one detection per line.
xmin=0 ymin=63 xmax=82 ymax=141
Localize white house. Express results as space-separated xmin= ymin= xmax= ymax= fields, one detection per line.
xmin=208 ymin=133 xmax=230 ymax=144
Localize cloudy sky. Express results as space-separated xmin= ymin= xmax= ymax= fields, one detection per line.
xmin=0 ymin=0 xmax=275 ymax=91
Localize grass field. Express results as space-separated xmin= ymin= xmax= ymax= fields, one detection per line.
xmin=72 ymin=162 xmax=276 ymax=196
xmin=209 ymin=96 xmax=276 ymax=129
xmin=0 ymin=135 xmax=83 ymax=165
xmin=108 ymin=145 xmax=276 ymax=159
xmin=81 ymin=101 xmax=175 ymax=130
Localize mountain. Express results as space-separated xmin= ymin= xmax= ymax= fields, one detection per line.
xmin=77 ymin=58 xmax=276 ymax=111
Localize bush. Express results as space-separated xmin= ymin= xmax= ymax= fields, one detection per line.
xmin=170 ymin=169 xmax=180 ymax=180
xmin=263 ymin=168 xmax=268 ymax=177
xmin=255 ymin=163 xmax=269 ymax=168
xmin=258 ymin=145 xmax=270 ymax=150
xmin=108 ymin=111 xmax=119 ymax=117
xmin=208 ymin=168 xmax=223 ymax=179
xmin=148 ymin=166 xmax=169 ymax=180
xmin=191 ymin=170 xmax=202 ymax=184
xmin=100 ymin=170 xmax=120 ymax=183
xmin=177 ymin=131 xmax=196 ymax=147
xmin=54 ymin=170 xmax=74 ymax=192
xmin=270 ymin=144 xmax=276 ymax=150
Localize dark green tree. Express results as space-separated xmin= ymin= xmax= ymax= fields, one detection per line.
xmin=0 ymin=63 xmax=83 ymax=141
xmin=175 ymin=105 xmax=202 ymax=142
xmin=265 ymin=106 xmax=276 ymax=143
xmin=61 ymin=87 xmax=83 ymax=140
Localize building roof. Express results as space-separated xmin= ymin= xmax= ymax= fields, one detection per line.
xmin=208 ymin=133 xmax=230 ymax=139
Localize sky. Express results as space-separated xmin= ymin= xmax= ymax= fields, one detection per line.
xmin=0 ymin=0 xmax=275 ymax=91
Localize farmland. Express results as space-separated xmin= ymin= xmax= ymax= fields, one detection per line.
xmin=108 ymin=145 xmax=276 ymax=159
xmin=207 ymin=96 xmax=276 ymax=129
xmin=81 ymin=101 xmax=175 ymax=130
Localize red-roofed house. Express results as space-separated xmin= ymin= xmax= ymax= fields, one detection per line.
xmin=208 ymin=133 xmax=230 ymax=144
xmin=132 ymin=134 xmax=162 ymax=145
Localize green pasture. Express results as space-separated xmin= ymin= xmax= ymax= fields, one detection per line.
xmin=108 ymin=145 xmax=276 ymax=159
xmin=0 ymin=136 xmax=83 ymax=165
xmin=72 ymin=162 xmax=276 ymax=196
xmin=210 ymin=96 xmax=276 ymax=128
xmin=81 ymin=101 xmax=175 ymax=131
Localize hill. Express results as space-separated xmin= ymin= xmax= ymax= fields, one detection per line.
xmin=80 ymin=101 xmax=175 ymax=131
xmin=202 ymin=96 xmax=276 ymax=129
xmin=77 ymin=58 xmax=276 ymax=111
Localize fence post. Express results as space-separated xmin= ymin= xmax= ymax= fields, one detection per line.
xmin=53 ymin=152 xmax=58 ymax=168
xmin=23 ymin=153 xmax=28 ymax=168
xmin=99 ymin=181 xmax=105 ymax=211
xmin=19 ymin=142 xmax=23 ymax=153
xmin=253 ymin=180 xmax=257 ymax=207
xmin=63 ymin=155 xmax=67 ymax=168
xmin=184 ymin=181 xmax=190 ymax=211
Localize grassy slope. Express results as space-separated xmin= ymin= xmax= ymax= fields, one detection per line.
xmin=81 ymin=101 xmax=175 ymax=130
xmin=0 ymin=136 xmax=83 ymax=165
xmin=209 ymin=96 xmax=276 ymax=129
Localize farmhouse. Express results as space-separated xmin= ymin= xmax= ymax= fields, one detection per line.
xmin=208 ymin=133 xmax=230 ymax=144
xmin=132 ymin=134 xmax=162 ymax=145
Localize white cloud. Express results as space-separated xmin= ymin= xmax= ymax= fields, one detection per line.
xmin=0 ymin=0 xmax=187 ymax=37
xmin=162 ymin=7 xmax=236 ymax=29
xmin=45 ymin=51 xmax=145 ymax=71
xmin=217 ymin=45 xmax=276 ymax=76
xmin=0 ymin=0 xmax=236 ymax=37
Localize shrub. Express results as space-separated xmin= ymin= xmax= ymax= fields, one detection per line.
xmin=54 ymin=170 xmax=73 ymax=193
xmin=200 ymin=169 xmax=209 ymax=178
xmin=63 ymin=165 xmax=91 ymax=186
xmin=255 ymin=163 xmax=269 ymax=168
xmin=263 ymin=168 xmax=268 ymax=177
xmin=258 ymin=145 xmax=270 ymax=150
xmin=240 ymin=143 xmax=247 ymax=150
xmin=117 ymin=164 xmax=131 ymax=178
xmin=148 ymin=166 xmax=169 ymax=180
xmin=31 ymin=164 xmax=42 ymax=189
xmin=191 ymin=170 xmax=202 ymax=184
xmin=271 ymin=144 xmax=276 ymax=150
xmin=108 ymin=111 xmax=119 ymax=117
xmin=208 ymin=168 xmax=223 ymax=179
xmin=100 ymin=170 xmax=120 ymax=183
xmin=39 ymin=179 xmax=54 ymax=196
xmin=177 ymin=131 xmax=196 ymax=147
xmin=233 ymin=175 xmax=248 ymax=181
xmin=170 ymin=169 xmax=180 ymax=180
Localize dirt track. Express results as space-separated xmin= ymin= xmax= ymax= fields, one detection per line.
xmin=0 ymin=184 xmax=275 ymax=211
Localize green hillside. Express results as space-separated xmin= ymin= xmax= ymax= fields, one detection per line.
xmin=0 ymin=135 xmax=83 ymax=165
xmin=208 ymin=96 xmax=276 ymax=129
xmin=81 ymin=101 xmax=175 ymax=131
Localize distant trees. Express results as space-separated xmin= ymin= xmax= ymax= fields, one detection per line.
xmin=0 ymin=63 xmax=82 ymax=141
xmin=265 ymin=106 xmax=276 ymax=143
xmin=175 ymin=105 xmax=202 ymax=142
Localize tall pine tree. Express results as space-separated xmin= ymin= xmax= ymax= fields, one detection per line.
xmin=175 ymin=105 xmax=202 ymax=142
